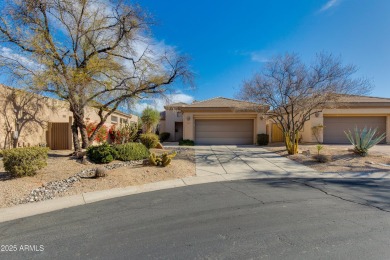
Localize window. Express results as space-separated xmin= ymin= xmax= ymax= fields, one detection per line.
xmin=111 ymin=116 xmax=118 ymax=124
xmin=120 ymin=118 xmax=128 ymax=124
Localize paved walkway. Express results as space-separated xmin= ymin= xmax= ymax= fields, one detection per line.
xmin=195 ymin=145 xmax=340 ymax=179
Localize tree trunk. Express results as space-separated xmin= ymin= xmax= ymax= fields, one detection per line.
xmin=79 ymin=122 xmax=89 ymax=149
xmin=284 ymin=131 xmax=299 ymax=155
xmin=70 ymin=104 xmax=89 ymax=151
xmin=71 ymin=121 xmax=81 ymax=152
xmin=12 ymin=125 xmax=21 ymax=148
xmin=12 ymin=137 xmax=18 ymax=148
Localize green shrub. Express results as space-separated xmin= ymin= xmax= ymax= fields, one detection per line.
xmin=3 ymin=147 xmax=49 ymax=177
xmin=87 ymin=143 xmax=118 ymax=164
xmin=159 ymin=132 xmax=170 ymax=143
xmin=115 ymin=143 xmax=150 ymax=161
xmin=257 ymin=134 xmax=269 ymax=146
xmin=316 ymin=144 xmax=324 ymax=155
xmin=344 ymin=127 xmax=386 ymax=156
xmin=139 ymin=133 xmax=159 ymax=149
xmin=179 ymin=139 xmax=195 ymax=146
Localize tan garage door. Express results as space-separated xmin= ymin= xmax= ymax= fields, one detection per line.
xmin=195 ymin=119 xmax=254 ymax=145
xmin=323 ymin=116 xmax=387 ymax=144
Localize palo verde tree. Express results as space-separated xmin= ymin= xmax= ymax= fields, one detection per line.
xmin=0 ymin=0 xmax=191 ymax=151
xmin=238 ymin=53 xmax=370 ymax=155
xmin=141 ymin=107 xmax=160 ymax=133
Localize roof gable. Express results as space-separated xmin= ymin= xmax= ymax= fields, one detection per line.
xmin=185 ymin=97 xmax=261 ymax=108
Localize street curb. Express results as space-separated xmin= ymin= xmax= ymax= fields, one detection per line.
xmin=0 ymin=172 xmax=343 ymax=223
xmin=0 ymin=175 xmax=229 ymax=223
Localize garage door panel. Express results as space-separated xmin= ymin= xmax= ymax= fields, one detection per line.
xmin=324 ymin=116 xmax=386 ymax=144
xmin=196 ymin=131 xmax=252 ymax=139
xmin=196 ymin=124 xmax=252 ymax=132
xmin=196 ymin=137 xmax=253 ymax=145
xmin=195 ymin=119 xmax=254 ymax=145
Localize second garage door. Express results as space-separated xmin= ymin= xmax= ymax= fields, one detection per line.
xmin=195 ymin=119 xmax=254 ymax=145
xmin=323 ymin=116 xmax=387 ymax=144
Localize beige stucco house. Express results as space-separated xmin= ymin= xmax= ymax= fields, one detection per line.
xmin=296 ymin=95 xmax=390 ymax=144
xmin=159 ymin=95 xmax=390 ymax=145
xmin=159 ymin=97 xmax=268 ymax=145
xmin=0 ymin=85 xmax=138 ymax=150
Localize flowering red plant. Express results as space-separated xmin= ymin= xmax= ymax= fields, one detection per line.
xmin=108 ymin=123 xmax=137 ymax=144
xmin=86 ymin=122 xmax=108 ymax=143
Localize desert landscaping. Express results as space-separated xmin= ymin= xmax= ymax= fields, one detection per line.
xmin=266 ymin=143 xmax=390 ymax=176
xmin=0 ymin=147 xmax=195 ymax=208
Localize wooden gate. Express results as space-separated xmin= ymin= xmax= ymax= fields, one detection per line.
xmin=271 ymin=124 xmax=284 ymax=142
xmin=50 ymin=123 xmax=70 ymax=150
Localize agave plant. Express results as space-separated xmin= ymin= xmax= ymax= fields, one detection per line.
xmin=344 ymin=127 xmax=386 ymax=156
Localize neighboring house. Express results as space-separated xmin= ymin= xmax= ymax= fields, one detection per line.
xmin=160 ymin=95 xmax=390 ymax=145
xmin=289 ymin=95 xmax=390 ymax=144
xmin=0 ymin=85 xmax=138 ymax=150
xmin=160 ymin=97 xmax=268 ymax=145
xmin=159 ymin=102 xmax=187 ymax=142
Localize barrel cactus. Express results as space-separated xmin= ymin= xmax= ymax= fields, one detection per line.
xmin=149 ymin=151 xmax=177 ymax=167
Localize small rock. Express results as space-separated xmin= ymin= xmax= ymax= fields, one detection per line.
xmin=95 ymin=167 xmax=108 ymax=178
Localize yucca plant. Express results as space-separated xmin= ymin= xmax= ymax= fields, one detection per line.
xmin=344 ymin=127 xmax=386 ymax=156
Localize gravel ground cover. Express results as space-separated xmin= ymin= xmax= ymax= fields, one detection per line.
xmin=265 ymin=143 xmax=390 ymax=174
xmin=0 ymin=147 xmax=195 ymax=208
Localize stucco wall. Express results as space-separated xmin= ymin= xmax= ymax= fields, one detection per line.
xmin=162 ymin=109 xmax=183 ymax=141
xmin=0 ymin=86 xmax=137 ymax=149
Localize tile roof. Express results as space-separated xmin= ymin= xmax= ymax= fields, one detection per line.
xmin=165 ymin=102 xmax=188 ymax=107
xmin=182 ymin=97 xmax=263 ymax=109
xmin=338 ymin=94 xmax=390 ymax=103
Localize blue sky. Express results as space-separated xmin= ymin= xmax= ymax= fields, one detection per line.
xmin=0 ymin=0 xmax=388 ymax=112
xmin=135 ymin=0 xmax=390 ymax=104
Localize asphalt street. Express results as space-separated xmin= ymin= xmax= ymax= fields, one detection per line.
xmin=1 ymin=178 xmax=390 ymax=260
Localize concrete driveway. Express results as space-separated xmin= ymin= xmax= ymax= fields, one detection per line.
xmin=195 ymin=145 xmax=338 ymax=179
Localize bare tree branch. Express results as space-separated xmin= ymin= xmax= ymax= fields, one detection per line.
xmin=238 ymin=52 xmax=370 ymax=154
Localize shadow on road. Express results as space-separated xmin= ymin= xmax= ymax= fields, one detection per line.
xmin=247 ymin=177 xmax=390 ymax=212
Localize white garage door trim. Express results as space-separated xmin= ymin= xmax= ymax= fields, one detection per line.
xmin=195 ymin=119 xmax=254 ymax=145
xmin=323 ymin=116 xmax=387 ymax=144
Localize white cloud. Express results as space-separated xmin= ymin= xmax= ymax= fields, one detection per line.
xmin=319 ymin=0 xmax=341 ymax=12
xmin=132 ymin=92 xmax=194 ymax=114
xmin=250 ymin=52 xmax=270 ymax=63
xmin=0 ymin=47 xmax=40 ymax=69
xmin=234 ymin=49 xmax=274 ymax=63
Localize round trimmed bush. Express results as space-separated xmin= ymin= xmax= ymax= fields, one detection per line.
xmin=139 ymin=133 xmax=159 ymax=149
xmin=115 ymin=143 xmax=150 ymax=161
xmin=3 ymin=147 xmax=49 ymax=177
xmin=87 ymin=143 xmax=118 ymax=164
